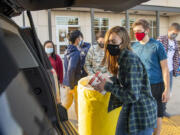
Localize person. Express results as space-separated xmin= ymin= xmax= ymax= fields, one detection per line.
xmin=93 ymin=26 xmax=157 ymax=135
xmin=77 ymin=34 xmax=91 ymax=78
xmin=132 ymin=19 xmax=170 ymax=135
xmin=84 ymin=31 xmax=109 ymax=75
xmin=158 ymin=23 xmax=180 ymax=117
xmin=44 ymin=40 xmax=64 ymax=85
xmin=62 ymin=30 xmax=82 ymax=118
xmin=158 ymin=23 xmax=180 ymax=94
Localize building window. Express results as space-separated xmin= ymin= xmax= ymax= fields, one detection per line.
xmin=121 ymin=19 xmax=136 ymax=41
xmin=149 ymin=20 xmax=157 ymax=39
xmin=56 ymin=16 xmax=79 ymax=25
xmin=121 ymin=19 xmax=157 ymax=41
xmin=56 ymin=16 xmax=80 ymax=55
xmin=94 ymin=18 xmax=109 ymax=36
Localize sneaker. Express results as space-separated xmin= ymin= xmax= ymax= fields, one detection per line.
xmin=164 ymin=111 xmax=171 ymax=118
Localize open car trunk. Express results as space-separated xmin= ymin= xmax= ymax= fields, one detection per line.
xmin=0 ymin=0 xmax=149 ymax=17
xmin=0 ymin=0 xmax=149 ymax=135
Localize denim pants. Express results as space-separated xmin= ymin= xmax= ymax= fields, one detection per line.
xmin=116 ymin=108 xmax=154 ymax=135
xmin=169 ymin=71 xmax=173 ymax=92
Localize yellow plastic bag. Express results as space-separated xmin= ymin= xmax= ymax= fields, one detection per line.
xmin=78 ymin=77 xmax=121 ymax=135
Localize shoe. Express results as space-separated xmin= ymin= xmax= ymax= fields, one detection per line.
xmin=164 ymin=111 xmax=171 ymax=118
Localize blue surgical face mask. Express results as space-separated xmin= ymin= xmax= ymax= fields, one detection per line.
xmin=79 ymin=40 xmax=83 ymax=46
xmin=45 ymin=48 xmax=53 ymax=54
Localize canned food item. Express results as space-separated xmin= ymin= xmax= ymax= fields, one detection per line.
xmin=88 ymin=72 xmax=106 ymax=87
xmin=96 ymin=72 xmax=106 ymax=81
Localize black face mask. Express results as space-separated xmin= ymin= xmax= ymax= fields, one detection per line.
xmin=107 ymin=44 xmax=120 ymax=56
xmin=98 ymin=43 xmax=104 ymax=48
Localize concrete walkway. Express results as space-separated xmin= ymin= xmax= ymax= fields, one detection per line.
xmin=167 ymin=76 xmax=180 ymax=116
xmin=161 ymin=76 xmax=180 ymax=135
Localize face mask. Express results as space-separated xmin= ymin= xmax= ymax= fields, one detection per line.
xmin=98 ymin=43 xmax=104 ymax=48
xmin=170 ymin=33 xmax=178 ymax=40
xmin=45 ymin=48 xmax=53 ymax=54
xmin=107 ymin=44 xmax=120 ymax=56
xmin=135 ymin=32 xmax=146 ymax=41
xmin=79 ymin=40 xmax=83 ymax=46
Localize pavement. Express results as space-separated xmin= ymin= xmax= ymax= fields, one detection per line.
xmin=167 ymin=76 xmax=180 ymax=116
xmin=60 ymin=76 xmax=180 ymax=134
xmin=161 ymin=116 xmax=180 ymax=135
xmin=161 ymin=76 xmax=180 ymax=135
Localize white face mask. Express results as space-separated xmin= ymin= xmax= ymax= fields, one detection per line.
xmin=45 ymin=48 xmax=53 ymax=54
xmin=79 ymin=40 xmax=83 ymax=46
xmin=170 ymin=33 xmax=178 ymax=40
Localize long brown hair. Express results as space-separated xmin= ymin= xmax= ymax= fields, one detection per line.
xmin=102 ymin=26 xmax=131 ymax=75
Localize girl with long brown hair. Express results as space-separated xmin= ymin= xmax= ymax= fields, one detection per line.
xmin=94 ymin=26 xmax=157 ymax=135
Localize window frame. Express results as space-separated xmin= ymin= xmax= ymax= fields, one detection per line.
xmin=55 ymin=16 xmax=80 ymax=56
xmin=94 ymin=17 xmax=109 ymax=34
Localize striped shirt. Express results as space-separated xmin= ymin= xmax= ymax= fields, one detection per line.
xmin=158 ymin=35 xmax=180 ymax=76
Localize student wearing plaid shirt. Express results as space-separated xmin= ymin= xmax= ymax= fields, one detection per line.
xmin=93 ymin=26 xmax=157 ymax=135
xmin=157 ymin=23 xmax=180 ymax=93
xmin=157 ymin=23 xmax=180 ymax=117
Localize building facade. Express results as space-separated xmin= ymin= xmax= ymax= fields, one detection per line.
xmin=13 ymin=0 xmax=180 ymax=56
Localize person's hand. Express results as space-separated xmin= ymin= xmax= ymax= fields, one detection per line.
xmin=162 ymin=89 xmax=170 ymax=103
xmin=56 ymin=97 xmax=61 ymax=104
xmin=93 ymin=77 xmax=107 ymax=93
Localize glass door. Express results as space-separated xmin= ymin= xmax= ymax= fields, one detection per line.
xmin=56 ymin=25 xmax=68 ymax=57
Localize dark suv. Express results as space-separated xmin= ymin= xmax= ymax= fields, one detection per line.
xmin=0 ymin=0 xmax=148 ymax=135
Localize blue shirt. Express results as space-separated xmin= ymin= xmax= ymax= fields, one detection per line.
xmin=132 ymin=38 xmax=167 ymax=84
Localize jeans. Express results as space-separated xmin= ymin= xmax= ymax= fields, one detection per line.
xmin=116 ymin=108 xmax=154 ymax=135
xmin=169 ymin=71 xmax=173 ymax=93
xmin=164 ymin=71 xmax=173 ymax=114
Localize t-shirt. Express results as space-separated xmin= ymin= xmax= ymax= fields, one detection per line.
xmin=167 ymin=39 xmax=176 ymax=72
xmin=132 ymin=38 xmax=167 ymax=84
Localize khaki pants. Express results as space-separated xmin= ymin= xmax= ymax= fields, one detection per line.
xmin=62 ymin=86 xmax=78 ymax=119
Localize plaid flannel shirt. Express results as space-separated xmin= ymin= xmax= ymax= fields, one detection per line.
xmin=158 ymin=35 xmax=180 ymax=76
xmin=104 ymin=49 xmax=157 ymax=134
